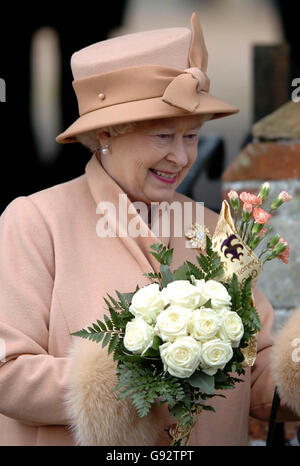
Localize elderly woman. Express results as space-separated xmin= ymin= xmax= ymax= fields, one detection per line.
xmin=0 ymin=13 xmax=298 ymax=447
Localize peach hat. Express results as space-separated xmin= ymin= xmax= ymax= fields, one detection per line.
xmin=56 ymin=13 xmax=239 ymax=144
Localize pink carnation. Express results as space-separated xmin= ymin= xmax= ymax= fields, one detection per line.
xmin=253 ymin=207 xmax=272 ymax=224
xmin=243 ymin=202 xmax=253 ymax=213
xmin=277 ymin=238 xmax=290 ymax=264
xmin=228 ymin=190 xmax=238 ymax=200
xmin=279 ymin=191 xmax=292 ymax=202
xmin=240 ymin=192 xmax=262 ymax=206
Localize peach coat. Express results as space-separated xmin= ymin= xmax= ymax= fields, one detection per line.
xmin=0 ymin=153 xmax=276 ymax=446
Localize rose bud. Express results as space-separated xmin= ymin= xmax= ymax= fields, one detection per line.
xmin=272 ymin=240 xmax=288 ymax=257
xmin=276 ymin=238 xmax=290 ymax=264
xmin=228 ymin=190 xmax=238 ymax=200
xmin=241 ymin=202 xmax=252 ymax=222
xmin=267 ymin=234 xmax=280 ymax=249
xmin=279 ymin=191 xmax=292 ymax=202
xmin=258 ymin=182 xmax=270 ymax=202
xmin=270 ymin=191 xmax=292 ymax=210
xmin=228 ymin=190 xmax=240 ymax=212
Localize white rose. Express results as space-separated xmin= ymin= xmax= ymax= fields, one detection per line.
xmin=155 ymin=305 xmax=191 ymax=342
xmin=163 ymin=280 xmax=201 ymax=310
xmin=218 ymin=310 xmax=244 ymax=348
xmin=124 ymin=317 xmax=155 ymax=355
xmin=200 ymin=338 xmax=233 ymax=376
xmin=195 ymin=279 xmax=231 ymax=311
xmin=160 ymin=336 xmax=201 ymax=378
xmin=160 ymin=287 xmax=171 ymax=307
xmin=129 ymin=283 xmax=165 ymax=324
xmin=189 ymin=307 xmax=221 ymax=341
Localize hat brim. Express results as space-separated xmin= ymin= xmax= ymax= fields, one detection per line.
xmin=56 ymin=92 xmax=239 ymax=144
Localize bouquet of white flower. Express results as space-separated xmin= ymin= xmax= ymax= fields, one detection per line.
xmin=127 ymin=278 xmax=243 ymax=379
xmin=72 ymin=185 xmax=291 ymax=446
xmin=71 ymin=236 xmax=260 ymax=446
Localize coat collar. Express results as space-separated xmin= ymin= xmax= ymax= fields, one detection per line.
xmin=85 ymin=153 xmax=171 ymax=275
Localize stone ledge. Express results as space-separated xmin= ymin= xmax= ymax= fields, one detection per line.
xmin=253 ymin=101 xmax=300 ymax=140
xmin=222 ymin=142 xmax=300 ymax=181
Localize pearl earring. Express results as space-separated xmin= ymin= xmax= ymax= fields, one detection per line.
xmin=101 ymin=144 xmax=110 ymax=155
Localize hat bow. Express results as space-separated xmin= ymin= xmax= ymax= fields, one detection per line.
xmin=162 ymin=67 xmax=209 ymax=112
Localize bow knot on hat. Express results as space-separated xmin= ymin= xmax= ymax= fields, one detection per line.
xmin=162 ymin=67 xmax=209 ymax=112
xmin=56 ymin=13 xmax=238 ymax=144
xmin=184 ymin=67 xmax=208 ymax=91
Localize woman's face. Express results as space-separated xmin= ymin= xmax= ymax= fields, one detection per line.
xmin=98 ymin=115 xmax=206 ymax=204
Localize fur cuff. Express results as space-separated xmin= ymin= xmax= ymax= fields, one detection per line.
xmin=64 ymin=338 xmax=167 ymax=445
xmin=271 ymin=308 xmax=300 ymax=417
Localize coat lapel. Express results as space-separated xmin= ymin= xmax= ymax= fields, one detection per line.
xmin=85 ymin=153 xmax=171 ymax=276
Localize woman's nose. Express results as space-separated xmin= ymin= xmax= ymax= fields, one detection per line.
xmin=165 ymin=139 xmax=189 ymax=167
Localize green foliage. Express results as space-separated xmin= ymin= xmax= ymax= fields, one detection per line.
xmin=70 ymin=288 xmax=136 ymax=357
xmin=172 ymin=263 xmax=190 ymax=280
xmin=114 ymin=361 xmax=186 ymax=418
xmin=227 ymin=274 xmax=241 ymax=311
xmin=226 ymin=274 xmax=262 ymax=348
xmin=171 ymin=236 xmax=223 ymax=283
xmin=144 ymin=236 xmax=224 ymax=289
xmin=187 ymin=371 xmax=215 ymax=394
xmin=143 ymin=271 xmax=162 ymax=282
xmin=149 ymin=243 xmax=174 ymax=266
xmin=214 ymin=368 xmax=244 ymax=390
xmin=185 ymin=261 xmax=205 ymax=280
xmin=195 ymin=236 xmax=223 ymax=281
xmin=202 ymin=299 xmax=212 ymax=308
xmin=160 ymin=264 xmax=174 ymax=287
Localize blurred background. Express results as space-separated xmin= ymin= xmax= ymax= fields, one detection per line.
xmin=0 ymin=0 xmax=300 ymax=446
xmin=0 ymin=0 xmax=297 ymax=214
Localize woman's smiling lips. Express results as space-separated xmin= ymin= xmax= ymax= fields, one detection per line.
xmin=149 ymin=168 xmax=178 ymax=184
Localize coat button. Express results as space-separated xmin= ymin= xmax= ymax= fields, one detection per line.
xmin=98 ymin=93 xmax=105 ymax=100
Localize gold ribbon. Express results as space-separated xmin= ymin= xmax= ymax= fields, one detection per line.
xmin=168 ymin=405 xmax=203 ymax=446
xmin=212 ymin=201 xmax=262 ymax=289
xmin=212 ymin=200 xmax=263 ymax=367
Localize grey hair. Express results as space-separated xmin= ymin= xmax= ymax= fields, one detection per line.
xmin=76 ymin=114 xmax=213 ymax=153
xmin=76 ymin=123 xmax=137 ymax=153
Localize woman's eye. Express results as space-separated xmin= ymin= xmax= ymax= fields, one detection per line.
xmin=157 ymin=134 xmax=171 ymax=139
xmin=184 ymin=134 xmax=198 ymax=140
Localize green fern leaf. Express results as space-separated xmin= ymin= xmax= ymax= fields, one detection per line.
xmin=104 ymin=314 xmax=113 ymax=330
xmin=106 ymin=294 xmax=122 ymax=311
xmin=143 ymin=272 xmax=161 ymax=281
xmin=108 ymin=332 xmax=120 ymax=355
xmin=227 ymin=274 xmax=241 ymax=311
xmin=186 ymin=261 xmax=205 ymax=280
xmin=196 ymin=254 xmax=210 ymax=272
xmin=70 ymin=328 xmax=91 ymax=339
xmin=92 ymin=323 xmax=101 ymax=332
xmin=96 ymin=320 xmax=107 ymax=332
xmin=108 ymin=306 xmax=122 ymax=330
xmin=102 ymin=332 xmax=111 ymax=348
